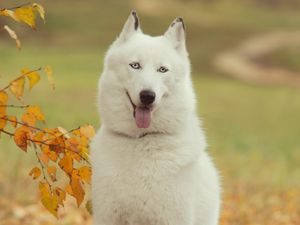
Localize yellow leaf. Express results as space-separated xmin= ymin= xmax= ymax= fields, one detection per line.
xmin=10 ymin=77 xmax=25 ymax=100
xmin=0 ymin=91 xmax=8 ymax=129
xmin=86 ymin=200 xmax=93 ymax=215
xmin=39 ymin=182 xmax=58 ymax=217
xmin=55 ymin=188 xmax=66 ymax=207
xmin=80 ymin=147 xmax=90 ymax=161
xmin=66 ymin=137 xmax=79 ymax=153
xmin=39 ymin=182 xmax=48 ymax=195
xmin=22 ymin=68 xmax=40 ymax=91
xmin=72 ymin=129 xmax=81 ymax=136
xmin=39 ymin=152 xmax=49 ymax=165
xmin=71 ymin=173 xmax=85 ymax=207
xmin=47 ymin=166 xmax=57 ymax=182
xmin=78 ymin=166 xmax=92 ymax=184
xmin=58 ymin=126 xmax=70 ymax=138
xmin=0 ymin=91 xmax=8 ymax=105
xmin=80 ymin=125 xmax=96 ymax=140
xmin=26 ymin=105 xmax=45 ymax=121
xmin=68 ymin=150 xmax=82 ymax=162
xmin=33 ymin=131 xmax=45 ymax=143
xmin=0 ymin=9 xmax=19 ymax=21
xmin=32 ymin=3 xmax=45 ymax=22
xmin=78 ymin=136 xmax=89 ymax=160
xmin=14 ymin=126 xmax=30 ymax=152
xmin=42 ymin=145 xmax=58 ymax=162
xmin=65 ymin=184 xmax=73 ymax=196
xmin=48 ymin=135 xmax=65 ymax=154
xmin=58 ymin=154 xmax=73 ymax=176
xmin=72 ymin=169 xmax=81 ymax=179
xmin=21 ymin=112 xmax=36 ymax=126
xmin=3 ymin=25 xmax=21 ymax=50
xmin=29 ymin=166 xmax=41 ymax=179
xmin=15 ymin=7 xmax=36 ymax=29
xmin=45 ymin=66 xmax=55 ymax=89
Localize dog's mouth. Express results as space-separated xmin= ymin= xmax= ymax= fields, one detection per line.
xmin=126 ymin=92 xmax=153 ymax=129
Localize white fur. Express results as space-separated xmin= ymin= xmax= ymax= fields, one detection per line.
xmin=91 ymin=12 xmax=221 ymax=225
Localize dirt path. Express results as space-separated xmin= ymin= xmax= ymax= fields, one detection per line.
xmin=214 ymin=31 xmax=300 ymax=87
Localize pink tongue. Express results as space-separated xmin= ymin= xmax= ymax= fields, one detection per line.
xmin=135 ymin=107 xmax=151 ymax=128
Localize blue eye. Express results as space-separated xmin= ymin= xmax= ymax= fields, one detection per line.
xmin=129 ymin=62 xmax=141 ymax=70
xmin=158 ymin=66 xmax=169 ymax=73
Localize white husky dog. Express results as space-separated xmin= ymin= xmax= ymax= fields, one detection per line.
xmin=91 ymin=11 xmax=221 ymax=225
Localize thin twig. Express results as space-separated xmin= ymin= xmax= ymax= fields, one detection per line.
xmin=42 ymin=126 xmax=80 ymax=143
xmin=61 ymin=126 xmax=81 ymax=137
xmin=29 ymin=138 xmax=90 ymax=164
xmin=1 ymin=127 xmax=89 ymax=164
xmin=0 ymin=104 xmax=29 ymax=108
xmin=33 ymin=147 xmax=52 ymax=190
xmin=0 ymin=116 xmax=46 ymax=133
xmin=1 ymin=117 xmax=89 ymax=163
xmin=0 ymin=129 xmax=14 ymax=136
xmin=0 ymin=67 xmax=41 ymax=92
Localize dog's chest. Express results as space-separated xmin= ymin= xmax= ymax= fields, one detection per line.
xmin=92 ymin=137 xmax=190 ymax=224
xmin=94 ymin=143 xmax=178 ymax=199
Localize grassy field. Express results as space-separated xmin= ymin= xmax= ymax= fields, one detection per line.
xmin=1 ymin=0 xmax=300 ymax=224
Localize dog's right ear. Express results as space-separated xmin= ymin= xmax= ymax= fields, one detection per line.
xmin=117 ymin=10 xmax=141 ymax=43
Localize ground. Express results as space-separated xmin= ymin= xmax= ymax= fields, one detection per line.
xmin=0 ymin=0 xmax=299 ymax=224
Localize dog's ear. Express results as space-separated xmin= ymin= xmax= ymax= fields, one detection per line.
xmin=117 ymin=10 xmax=141 ymax=43
xmin=164 ymin=17 xmax=186 ymax=55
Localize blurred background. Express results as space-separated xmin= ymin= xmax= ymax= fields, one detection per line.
xmin=0 ymin=0 xmax=299 ymax=224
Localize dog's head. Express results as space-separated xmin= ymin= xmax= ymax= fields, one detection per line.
xmin=98 ymin=11 xmax=196 ymax=137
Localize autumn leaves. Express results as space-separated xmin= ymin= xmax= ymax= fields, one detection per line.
xmin=0 ymin=68 xmax=52 ymax=101
xmin=0 ymin=68 xmax=95 ymax=216
xmin=0 ymin=3 xmax=45 ymax=49
xmin=1 ymin=2 xmax=95 ymax=217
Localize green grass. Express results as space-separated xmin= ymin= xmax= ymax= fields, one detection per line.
xmin=1 ymin=0 xmax=300 ymax=202
xmin=194 ymin=76 xmax=300 ymax=187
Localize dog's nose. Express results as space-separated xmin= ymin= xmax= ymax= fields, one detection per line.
xmin=140 ymin=90 xmax=156 ymax=105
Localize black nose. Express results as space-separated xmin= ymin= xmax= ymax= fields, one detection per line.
xmin=140 ymin=90 xmax=156 ymax=105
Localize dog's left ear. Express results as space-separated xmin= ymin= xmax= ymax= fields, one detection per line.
xmin=164 ymin=18 xmax=187 ymax=55
xmin=117 ymin=10 xmax=141 ymax=43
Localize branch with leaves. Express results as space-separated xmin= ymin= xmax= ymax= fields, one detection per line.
xmin=0 ymin=68 xmax=95 ymax=217
xmin=0 ymin=2 xmax=45 ymax=49
xmin=0 ymin=2 xmax=94 ymax=217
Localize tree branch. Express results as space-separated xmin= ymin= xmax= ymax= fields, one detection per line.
xmin=29 ymin=138 xmax=90 ymax=164
xmin=1 ymin=117 xmax=89 ymax=163
xmin=0 ymin=129 xmax=14 ymax=136
xmin=0 ymin=67 xmax=41 ymax=92
xmin=42 ymin=126 xmax=80 ymax=143
xmin=0 ymin=104 xmax=29 ymax=108
xmin=0 ymin=116 xmax=46 ymax=133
